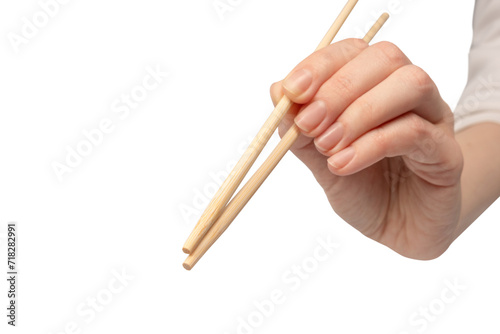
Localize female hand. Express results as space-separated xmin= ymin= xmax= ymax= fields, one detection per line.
xmin=271 ymin=39 xmax=464 ymax=260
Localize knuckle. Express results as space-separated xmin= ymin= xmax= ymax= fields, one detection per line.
xmin=332 ymin=72 xmax=355 ymax=97
xmin=373 ymin=41 xmax=407 ymax=66
xmin=356 ymin=97 xmax=376 ymax=120
xmin=313 ymin=49 xmax=335 ymax=72
xmin=402 ymin=65 xmax=434 ymax=96
xmin=372 ymin=127 xmax=387 ymax=149
xmin=406 ymin=113 xmax=428 ymax=139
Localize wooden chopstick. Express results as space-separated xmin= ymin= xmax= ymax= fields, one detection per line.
xmin=182 ymin=0 xmax=360 ymax=255
xmin=363 ymin=12 xmax=389 ymax=43
xmin=183 ymin=13 xmax=390 ymax=271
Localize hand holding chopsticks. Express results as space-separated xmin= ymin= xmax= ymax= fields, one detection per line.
xmin=183 ymin=1 xmax=389 ymax=270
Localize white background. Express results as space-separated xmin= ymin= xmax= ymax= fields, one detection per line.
xmin=1 ymin=0 xmax=499 ymax=333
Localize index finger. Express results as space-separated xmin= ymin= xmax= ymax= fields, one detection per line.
xmin=282 ymin=38 xmax=368 ymax=104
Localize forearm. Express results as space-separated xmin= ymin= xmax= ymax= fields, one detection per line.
xmin=454 ymin=122 xmax=500 ymax=239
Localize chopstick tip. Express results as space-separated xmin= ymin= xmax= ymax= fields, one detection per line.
xmin=183 ymin=262 xmax=192 ymax=271
xmin=182 ymin=247 xmax=191 ymax=254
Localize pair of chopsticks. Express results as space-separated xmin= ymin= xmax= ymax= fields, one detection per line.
xmin=183 ymin=0 xmax=389 ymax=270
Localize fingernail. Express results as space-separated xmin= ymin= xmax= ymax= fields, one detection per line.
xmin=283 ymin=69 xmax=313 ymax=96
xmin=295 ymin=100 xmax=327 ymax=133
xmin=315 ymin=122 xmax=344 ymax=152
xmin=328 ymin=147 xmax=355 ymax=169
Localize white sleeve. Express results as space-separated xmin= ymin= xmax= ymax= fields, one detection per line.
xmin=454 ymin=0 xmax=500 ymax=132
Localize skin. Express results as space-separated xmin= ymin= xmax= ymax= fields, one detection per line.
xmin=270 ymin=38 xmax=500 ymax=260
